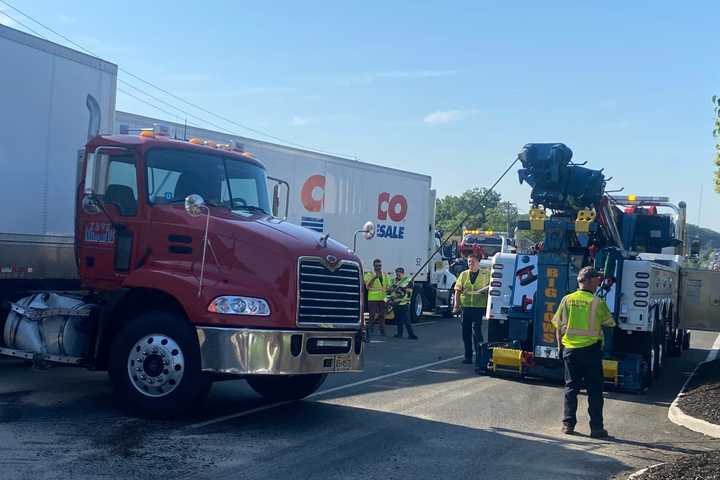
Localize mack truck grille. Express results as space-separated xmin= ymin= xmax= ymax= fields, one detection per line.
xmin=298 ymin=258 xmax=362 ymax=327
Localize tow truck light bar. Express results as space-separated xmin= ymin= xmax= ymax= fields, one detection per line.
xmin=610 ymin=195 xmax=670 ymax=203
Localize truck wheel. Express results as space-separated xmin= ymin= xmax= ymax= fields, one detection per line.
xmin=246 ymin=374 xmax=327 ymax=402
xmin=668 ymin=329 xmax=682 ymax=357
xmin=655 ymin=327 xmax=664 ymax=378
xmin=108 ymin=310 xmax=211 ymax=419
xmin=442 ymin=286 xmax=456 ymax=318
xmin=641 ymin=332 xmax=656 ymax=388
xmin=410 ymin=289 xmax=424 ymax=323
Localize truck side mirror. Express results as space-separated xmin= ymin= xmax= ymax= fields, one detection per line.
xmin=690 ymin=239 xmax=700 ymax=258
xmin=362 ymin=221 xmax=376 ymax=240
xmin=184 ymin=194 xmax=207 ymax=217
xmin=81 ymin=191 xmax=102 ymax=215
xmin=352 ymin=221 xmax=376 ymax=253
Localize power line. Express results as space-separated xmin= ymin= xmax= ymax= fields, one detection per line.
xmin=409 ymin=156 xmax=521 ymax=284
xmin=117 ymin=88 xmax=196 ymax=127
xmin=0 ymin=8 xmax=46 ymax=39
xmin=0 ymin=7 xmax=223 ymax=141
xmin=0 ymin=0 xmax=357 ymax=159
xmin=1 ymin=7 xmax=198 ymax=129
xmin=118 ymin=79 xmax=239 ymax=133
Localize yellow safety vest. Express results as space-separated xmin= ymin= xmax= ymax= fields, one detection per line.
xmin=456 ymin=267 xmax=490 ymax=308
xmin=551 ymin=290 xmax=616 ymax=349
xmin=364 ymin=271 xmax=391 ymax=301
xmin=390 ymin=276 xmax=412 ymax=306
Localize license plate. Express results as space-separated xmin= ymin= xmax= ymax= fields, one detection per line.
xmin=535 ymin=346 xmax=560 ymax=359
xmin=334 ymin=354 xmax=353 ymax=371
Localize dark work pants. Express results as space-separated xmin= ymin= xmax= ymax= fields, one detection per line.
xmin=461 ymin=307 xmax=484 ymax=360
xmin=563 ymin=341 xmax=604 ymax=430
xmin=394 ymin=304 xmax=415 ymax=337
xmin=367 ymin=301 xmax=386 ymax=336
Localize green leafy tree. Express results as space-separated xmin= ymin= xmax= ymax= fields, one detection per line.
xmin=435 ymin=188 xmax=501 ymax=234
xmin=483 ymin=201 xmax=519 ymax=233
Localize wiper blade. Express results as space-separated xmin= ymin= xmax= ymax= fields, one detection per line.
xmin=166 ymin=198 xmax=223 ymax=208
xmin=233 ymin=205 xmax=268 ymax=214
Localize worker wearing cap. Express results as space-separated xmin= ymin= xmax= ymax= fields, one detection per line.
xmin=390 ymin=267 xmax=418 ymax=340
xmin=364 ymin=258 xmax=391 ymax=340
xmin=552 ymin=266 xmax=616 ymax=438
xmin=452 ymin=253 xmax=490 ymax=364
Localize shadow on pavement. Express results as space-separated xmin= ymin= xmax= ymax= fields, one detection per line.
xmin=490 ymin=427 xmax=720 ymax=457
xmin=184 ymin=401 xmax=629 ymax=480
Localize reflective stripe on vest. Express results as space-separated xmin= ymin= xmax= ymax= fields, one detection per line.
xmin=391 ymin=277 xmax=412 ymax=305
xmin=459 ymin=268 xmax=489 ymax=308
xmin=365 ymin=272 xmax=390 ymax=301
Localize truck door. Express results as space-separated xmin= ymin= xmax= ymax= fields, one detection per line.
xmin=77 ymin=149 xmax=146 ymax=288
xmin=678 ymin=268 xmax=720 ymax=331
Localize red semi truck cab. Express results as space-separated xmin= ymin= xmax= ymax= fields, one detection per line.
xmin=36 ymin=131 xmax=363 ymax=416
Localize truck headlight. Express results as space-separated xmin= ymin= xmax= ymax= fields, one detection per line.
xmin=208 ymin=296 xmax=271 ymax=316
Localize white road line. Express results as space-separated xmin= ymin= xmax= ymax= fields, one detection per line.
xmin=307 ymin=354 xmax=464 ymax=398
xmin=412 ymin=321 xmax=437 ymax=326
xmin=706 ymin=332 xmax=720 ymax=362
xmin=184 ymin=354 xmax=465 ymax=431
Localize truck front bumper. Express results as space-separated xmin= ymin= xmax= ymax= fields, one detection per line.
xmin=195 ymin=327 xmax=364 ymax=375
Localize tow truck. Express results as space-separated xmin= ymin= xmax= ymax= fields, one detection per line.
xmin=479 ymin=143 xmax=720 ymax=391
xmin=450 ymin=229 xmax=515 ymax=277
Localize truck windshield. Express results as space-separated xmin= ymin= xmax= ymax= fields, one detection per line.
xmin=145 ymin=148 xmax=270 ymax=214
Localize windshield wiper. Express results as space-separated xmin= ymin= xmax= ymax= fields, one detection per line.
xmin=166 ymin=198 xmax=223 ymax=207
xmin=232 ymin=205 xmax=269 ymax=215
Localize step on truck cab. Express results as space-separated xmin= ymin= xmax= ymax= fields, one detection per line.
xmin=1 ymin=108 xmax=365 ymax=418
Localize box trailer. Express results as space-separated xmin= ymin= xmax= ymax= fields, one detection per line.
xmin=0 ymin=24 xmax=117 ymax=284
xmin=115 ymin=112 xmax=457 ymax=320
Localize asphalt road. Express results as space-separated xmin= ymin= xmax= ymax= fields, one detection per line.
xmin=1 ymin=317 xmax=719 ymax=480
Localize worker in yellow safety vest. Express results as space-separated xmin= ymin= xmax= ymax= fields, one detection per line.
xmin=552 ymin=266 xmax=616 ymax=438
xmin=390 ymin=267 xmax=418 ymax=340
xmin=364 ymin=258 xmax=391 ymax=340
xmin=452 ymin=253 xmax=490 ymax=364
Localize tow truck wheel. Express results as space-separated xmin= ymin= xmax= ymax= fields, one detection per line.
xmin=443 ymin=288 xmax=455 ymax=318
xmin=641 ymin=332 xmax=656 ymax=388
xmin=410 ymin=289 xmax=424 ymax=323
xmin=246 ymin=374 xmax=327 ymax=401
xmin=668 ymin=328 xmax=682 ymax=357
xmin=109 ymin=311 xmax=211 ymax=419
xmin=653 ymin=319 xmax=665 ymax=379
xmin=655 ymin=336 xmax=664 ymax=378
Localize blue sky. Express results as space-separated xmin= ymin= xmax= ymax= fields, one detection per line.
xmin=3 ymin=0 xmax=720 ymax=230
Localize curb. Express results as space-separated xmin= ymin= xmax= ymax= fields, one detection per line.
xmin=667 ymin=363 xmax=720 ymax=439
xmin=627 ymin=463 xmax=663 ymax=479
xmin=667 ymin=333 xmax=720 ymax=439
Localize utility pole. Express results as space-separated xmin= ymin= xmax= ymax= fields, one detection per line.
xmin=505 ymin=202 xmax=515 ymax=238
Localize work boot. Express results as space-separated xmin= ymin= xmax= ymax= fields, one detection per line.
xmin=462 ymin=358 xmax=473 ymax=364
xmin=561 ymin=425 xmax=575 ymax=435
xmin=590 ymin=429 xmax=609 ymax=439
xmin=408 ymin=335 xmax=419 ymax=340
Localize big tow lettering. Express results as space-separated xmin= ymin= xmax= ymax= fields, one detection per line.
xmin=376 ymin=192 xmax=408 ymax=239
xmin=542 ymin=267 xmax=559 ymax=343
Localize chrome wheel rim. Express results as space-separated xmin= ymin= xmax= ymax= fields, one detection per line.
xmin=413 ymin=293 xmax=423 ymax=318
xmin=127 ymin=333 xmax=185 ymax=398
